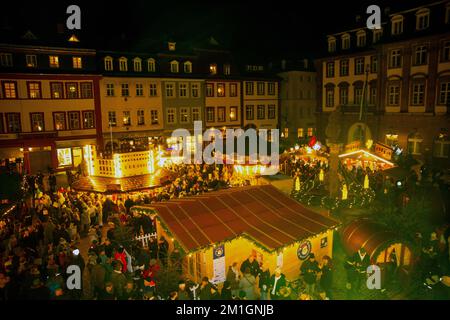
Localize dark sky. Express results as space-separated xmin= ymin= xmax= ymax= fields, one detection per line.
xmin=0 ymin=0 xmax=424 ymax=58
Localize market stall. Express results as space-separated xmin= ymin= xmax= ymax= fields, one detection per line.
xmin=132 ymin=184 xmax=339 ymax=283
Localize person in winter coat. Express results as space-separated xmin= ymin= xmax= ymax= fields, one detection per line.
xmin=199 ymin=277 xmax=213 ymax=300
xmin=226 ymin=262 xmax=240 ymax=298
xmin=319 ymin=255 xmax=333 ymax=299
xmin=114 ymin=246 xmax=128 ymax=273
xmin=239 ymin=267 xmax=256 ymax=300
xmin=110 ymin=261 xmax=127 ymax=299
xmin=300 ymin=253 xmax=320 ymax=296
xmin=268 ymin=268 xmax=286 ymax=300
xmin=177 ymin=280 xmax=191 ymax=300
xmin=259 ymin=262 xmax=271 ymax=300
xmin=240 ymin=255 xmax=261 ymax=278
xmin=90 ymin=257 xmax=106 ymax=299
xmin=220 ymin=281 xmax=233 ymax=300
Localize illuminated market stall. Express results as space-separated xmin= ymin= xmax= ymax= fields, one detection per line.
xmin=131 ymin=184 xmax=339 ymax=283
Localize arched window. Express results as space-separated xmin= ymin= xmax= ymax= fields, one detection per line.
xmin=147 ymin=58 xmax=156 ymax=72
xmin=104 ymin=56 xmax=113 ymax=71
xmin=391 ymin=15 xmax=404 ymax=35
xmin=328 ymin=36 xmax=336 ymax=52
xmin=356 ymin=30 xmax=366 ymax=47
xmin=170 ymin=60 xmax=179 ymax=73
xmin=119 ymin=57 xmax=128 ymax=71
xmin=416 ymin=8 xmax=430 ymax=31
xmin=184 ymin=61 xmax=192 ymax=73
xmin=341 ymin=33 xmax=350 ymax=50
xmin=434 ymin=132 xmax=449 ymax=158
xmin=133 ymin=57 xmax=142 ymax=72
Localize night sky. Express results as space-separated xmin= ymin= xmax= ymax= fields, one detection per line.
xmin=0 ymin=0 xmax=425 ymax=58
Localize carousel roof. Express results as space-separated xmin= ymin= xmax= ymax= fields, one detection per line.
xmin=338 ymin=149 xmax=394 ymax=167
xmin=139 ymin=184 xmax=339 ymax=253
xmin=340 ymin=219 xmax=404 ymax=260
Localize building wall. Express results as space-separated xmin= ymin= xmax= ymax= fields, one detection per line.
xmin=242 ymin=80 xmax=279 ymax=130
xmin=205 ymin=80 xmax=241 ymax=128
xmin=278 ymin=70 xmax=317 ymax=146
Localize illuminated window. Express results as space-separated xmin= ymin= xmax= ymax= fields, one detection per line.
xmin=80 ymin=82 xmax=93 ymax=99
xmin=53 ymin=112 xmax=66 ymax=130
xmin=167 ymin=108 xmax=176 ymax=124
xmin=165 ymin=83 xmax=174 ymax=97
xmin=180 ymin=108 xmax=189 ymax=123
xmin=121 ymin=83 xmax=129 ymax=97
xmin=137 ymin=109 xmax=145 ymax=125
xmin=30 ymin=113 xmax=44 ymax=132
xmin=283 ymin=128 xmax=289 ymax=138
xmin=184 ymin=61 xmax=192 ymax=73
xmin=408 ymin=133 xmax=423 ymax=155
xmin=268 ymin=105 xmax=276 ymax=119
xmin=191 ymin=83 xmax=199 ymax=98
xmin=307 ymin=127 xmax=314 ymax=137
xmin=119 ymin=57 xmax=128 ymax=71
xmin=51 ymin=82 xmax=64 ymax=99
xmin=6 ymin=113 xmax=21 ymax=133
xmin=245 ymin=105 xmax=254 ymax=120
xmin=150 ymin=110 xmax=159 ymax=124
xmin=136 ymin=83 xmax=144 ymax=96
xmin=26 ymin=55 xmax=37 ymax=68
xmin=133 ymin=58 xmax=142 ymax=72
xmin=147 ymin=58 xmax=156 ymax=72
xmin=168 ymin=42 xmax=176 ymax=51
xmin=206 ymin=107 xmax=215 ymax=122
xmin=65 ymin=83 xmax=78 ymax=99
xmin=123 ymin=111 xmax=131 ymax=126
xmin=68 ymin=111 xmax=80 ymax=130
xmin=298 ymin=128 xmax=304 ymax=138
xmin=108 ymin=111 xmax=117 ymax=126
xmin=83 ymin=111 xmax=95 ymax=129
xmin=27 ymin=82 xmax=41 ymax=99
xmin=230 ymin=106 xmax=237 ymax=121
xmin=434 ymin=134 xmax=449 ymax=158
xmin=217 ymin=83 xmax=225 ymax=97
xmin=179 ymin=83 xmax=188 ymax=97
xmin=57 ymin=148 xmax=72 ymax=167
xmin=72 ymin=56 xmax=82 ymax=69
xmin=170 ymin=60 xmax=179 ymax=73
xmin=149 ymin=83 xmax=157 ymax=97
xmin=49 ymin=55 xmax=59 ymax=68
xmin=0 ymin=53 xmax=13 ymax=67
xmin=192 ymin=108 xmax=200 ymax=121
xmin=104 ymin=56 xmax=113 ymax=71
xmin=2 ymin=81 xmax=17 ymax=99
xmin=106 ymin=83 xmax=115 ymax=97
xmin=209 ymin=63 xmax=217 ymax=75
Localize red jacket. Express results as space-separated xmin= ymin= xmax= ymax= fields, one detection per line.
xmin=114 ymin=252 xmax=127 ymax=273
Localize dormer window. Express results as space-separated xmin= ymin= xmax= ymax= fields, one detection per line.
xmin=184 ymin=61 xmax=192 ymax=73
xmin=328 ymin=37 xmax=336 ymax=52
xmin=416 ymin=8 xmax=430 ymax=30
xmin=391 ymin=15 xmax=404 ymax=35
xmin=356 ymin=30 xmax=366 ymax=47
xmin=119 ymin=57 xmax=128 ymax=71
xmin=133 ymin=57 xmax=142 ymax=72
xmin=224 ymin=64 xmax=231 ymax=75
xmin=104 ymin=56 xmax=113 ymax=71
xmin=209 ymin=63 xmax=217 ymax=75
xmin=147 ymin=58 xmax=155 ymax=72
xmin=168 ymin=42 xmax=176 ymax=51
xmin=341 ymin=34 xmax=350 ymax=50
xmin=170 ymin=60 xmax=179 ymax=73
xmin=373 ymin=28 xmax=383 ymax=43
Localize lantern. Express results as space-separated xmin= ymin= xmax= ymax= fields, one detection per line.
xmin=342 ymin=184 xmax=348 ymax=200
xmin=319 ymin=169 xmax=324 ymax=182
xmin=364 ymin=174 xmax=369 ymax=189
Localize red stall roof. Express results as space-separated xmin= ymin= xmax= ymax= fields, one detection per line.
xmin=140 ymin=184 xmax=339 ymax=253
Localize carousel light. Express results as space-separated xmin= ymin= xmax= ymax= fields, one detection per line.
xmin=319 ymin=169 xmax=324 ymax=182
xmin=342 ymin=184 xmax=348 ymax=200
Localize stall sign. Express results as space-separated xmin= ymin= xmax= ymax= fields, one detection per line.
xmin=212 ymin=245 xmax=226 ymax=284
xmin=374 ymin=142 xmax=393 ymax=160
xmin=297 ymin=240 xmax=312 ymax=260
xmin=345 ymin=141 xmax=361 ymax=152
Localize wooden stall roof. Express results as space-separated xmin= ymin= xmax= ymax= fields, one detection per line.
xmin=341 ymin=219 xmax=400 ymax=260
xmin=139 ymin=184 xmax=339 ymax=253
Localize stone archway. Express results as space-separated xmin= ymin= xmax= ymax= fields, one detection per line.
xmin=347 ymin=122 xmax=372 ymax=144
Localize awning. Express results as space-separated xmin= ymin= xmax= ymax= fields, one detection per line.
xmin=135 ymin=184 xmax=339 ymax=253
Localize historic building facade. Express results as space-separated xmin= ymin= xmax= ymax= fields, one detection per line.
xmin=316 ymin=1 xmax=450 ymax=165
xmin=0 ymin=41 xmax=101 ymax=173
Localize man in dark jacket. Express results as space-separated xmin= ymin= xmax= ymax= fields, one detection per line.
xmin=177 ymin=280 xmax=191 ymax=300
xmin=199 ymin=277 xmax=213 ymax=300
xmin=240 ymin=255 xmax=261 ymax=278
xmin=300 ymin=253 xmax=320 ymax=296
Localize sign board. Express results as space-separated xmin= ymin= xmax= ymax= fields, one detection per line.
xmin=374 ymin=142 xmax=393 ymax=160
xmin=297 ymin=240 xmax=312 ymax=260
xmin=212 ymin=245 xmax=226 ymax=284
xmin=345 ymin=141 xmax=361 ymax=152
